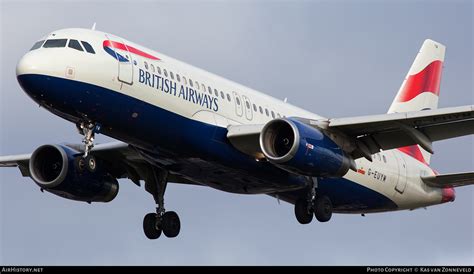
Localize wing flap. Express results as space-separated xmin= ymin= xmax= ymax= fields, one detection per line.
xmin=422 ymin=172 xmax=474 ymax=188
xmin=329 ymin=105 xmax=474 ymax=156
xmin=329 ymin=105 xmax=473 ymax=136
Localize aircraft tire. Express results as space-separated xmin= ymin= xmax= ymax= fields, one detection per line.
xmin=314 ymin=196 xmax=332 ymax=222
xmin=162 ymin=211 xmax=180 ymax=238
xmin=294 ymin=198 xmax=313 ymax=224
xmin=143 ymin=213 xmax=161 ymax=239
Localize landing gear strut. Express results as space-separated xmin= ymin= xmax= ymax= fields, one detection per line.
xmin=143 ymin=167 xmax=181 ymax=240
xmin=78 ymin=121 xmax=100 ymax=158
xmin=294 ymin=178 xmax=333 ymax=224
xmin=74 ymin=121 xmax=100 ymax=173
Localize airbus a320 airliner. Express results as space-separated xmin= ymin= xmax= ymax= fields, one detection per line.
xmin=1 ymin=28 xmax=473 ymax=240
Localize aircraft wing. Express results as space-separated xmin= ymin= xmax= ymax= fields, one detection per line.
xmin=227 ymin=105 xmax=473 ymax=160
xmin=328 ymin=105 xmax=474 ymax=158
xmin=0 ymin=153 xmax=31 ymax=167
xmin=0 ymin=141 xmax=199 ymax=186
xmin=421 ymin=172 xmax=474 ymax=188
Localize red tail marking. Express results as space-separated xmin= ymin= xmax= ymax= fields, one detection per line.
xmin=398 ymin=145 xmax=429 ymax=166
xmin=397 ymin=60 xmax=443 ymax=102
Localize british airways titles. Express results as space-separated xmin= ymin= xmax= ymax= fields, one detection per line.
xmin=138 ymin=68 xmax=219 ymax=111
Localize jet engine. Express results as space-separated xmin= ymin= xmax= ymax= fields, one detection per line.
xmin=29 ymin=144 xmax=118 ymax=203
xmin=259 ymin=118 xmax=352 ymax=177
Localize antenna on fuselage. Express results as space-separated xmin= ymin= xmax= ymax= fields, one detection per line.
xmin=91 ymin=22 xmax=97 ymax=30
xmin=283 ymin=97 xmax=288 ymax=103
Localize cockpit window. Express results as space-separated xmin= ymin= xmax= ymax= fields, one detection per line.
xmin=30 ymin=40 xmax=45 ymax=51
xmin=68 ymin=39 xmax=83 ymax=51
xmin=81 ymin=41 xmax=95 ymax=54
xmin=43 ymin=39 xmax=68 ymax=48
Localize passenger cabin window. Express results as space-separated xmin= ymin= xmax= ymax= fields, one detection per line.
xmin=208 ymin=86 xmax=212 ymax=94
xmin=214 ymin=89 xmax=219 ymax=97
xmin=156 ymin=66 xmax=161 ymax=75
xmin=236 ymin=97 xmax=241 ymax=105
xmin=383 ymin=155 xmax=387 ymax=163
xmin=150 ymin=64 xmax=155 ymax=73
xmin=43 ymin=39 xmax=68 ymax=48
xmin=195 ymin=81 xmax=199 ymax=89
xmin=176 ymin=74 xmax=181 ymax=82
xmin=144 ymin=61 xmax=149 ymax=70
xmin=189 ymin=79 xmax=193 ymax=87
xmin=259 ymin=106 xmax=263 ymax=114
xmin=265 ymin=108 xmax=269 ymax=116
xmin=68 ymin=39 xmax=83 ymax=51
xmin=30 ymin=40 xmax=45 ymax=51
xmin=245 ymin=101 xmax=250 ymax=109
xmin=170 ymin=71 xmax=174 ymax=80
xmin=202 ymin=84 xmax=206 ymax=91
xmin=183 ymin=76 xmax=187 ymax=85
xmin=81 ymin=41 xmax=95 ymax=54
xmin=220 ymin=91 xmax=225 ymax=99
xmin=253 ymin=104 xmax=257 ymax=112
xmin=163 ymin=69 xmax=168 ymax=77
xmin=226 ymin=93 xmax=231 ymax=102
xmin=271 ymin=111 xmax=275 ymax=118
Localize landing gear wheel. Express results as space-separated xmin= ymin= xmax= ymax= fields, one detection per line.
xmin=314 ymin=196 xmax=332 ymax=222
xmin=162 ymin=211 xmax=181 ymax=238
xmin=294 ymin=198 xmax=313 ymax=224
xmin=74 ymin=157 xmax=86 ymax=173
xmin=143 ymin=213 xmax=162 ymax=239
xmin=85 ymin=155 xmax=97 ymax=173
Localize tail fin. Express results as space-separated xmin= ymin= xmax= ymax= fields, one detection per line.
xmin=389 ymin=39 xmax=446 ymax=165
xmin=388 ymin=39 xmax=445 ymax=113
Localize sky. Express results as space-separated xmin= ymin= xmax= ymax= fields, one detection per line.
xmin=0 ymin=0 xmax=473 ymax=266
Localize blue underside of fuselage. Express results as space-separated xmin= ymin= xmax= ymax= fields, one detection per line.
xmin=17 ymin=74 xmax=398 ymax=212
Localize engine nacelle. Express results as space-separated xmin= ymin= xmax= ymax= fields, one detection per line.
xmin=259 ymin=118 xmax=352 ymax=177
xmin=29 ymin=144 xmax=118 ymax=203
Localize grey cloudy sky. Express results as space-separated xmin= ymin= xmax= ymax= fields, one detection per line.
xmin=0 ymin=0 xmax=473 ymax=265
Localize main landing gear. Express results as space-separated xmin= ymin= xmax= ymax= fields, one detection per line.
xmin=143 ymin=167 xmax=181 ymax=239
xmin=294 ymin=178 xmax=333 ymax=224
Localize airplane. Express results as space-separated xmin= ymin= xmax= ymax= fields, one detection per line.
xmin=1 ymin=28 xmax=473 ymax=240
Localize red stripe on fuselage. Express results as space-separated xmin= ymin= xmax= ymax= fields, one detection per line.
xmin=398 ymin=145 xmax=429 ymax=166
xmin=103 ymin=40 xmax=160 ymax=60
xmin=397 ymin=60 xmax=443 ymax=102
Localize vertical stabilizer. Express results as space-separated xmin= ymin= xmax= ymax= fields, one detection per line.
xmin=389 ymin=39 xmax=446 ymax=165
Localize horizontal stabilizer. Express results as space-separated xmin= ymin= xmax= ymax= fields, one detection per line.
xmin=422 ymin=172 xmax=474 ymax=188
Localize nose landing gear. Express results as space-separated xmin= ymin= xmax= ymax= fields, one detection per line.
xmin=77 ymin=121 xmax=101 ymax=158
xmin=74 ymin=121 xmax=101 ymax=173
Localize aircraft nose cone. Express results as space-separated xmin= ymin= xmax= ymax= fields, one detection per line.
xmin=441 ymin=187 xmax=456 ymax=203
xmin=16 ymin=52 xmax=39 ymax=77
xmin=16 ymin=52 xmax=47 ymax=100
